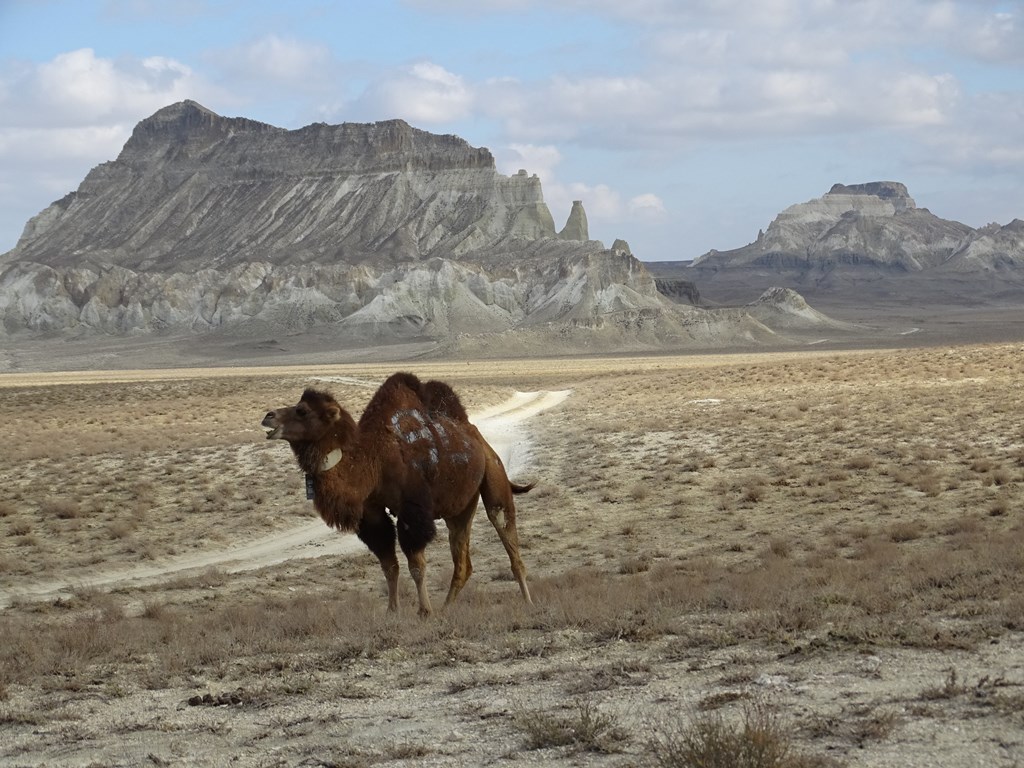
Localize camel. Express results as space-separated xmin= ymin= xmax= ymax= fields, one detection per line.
xmin=261 ymin=372 xmax=533 ymax=616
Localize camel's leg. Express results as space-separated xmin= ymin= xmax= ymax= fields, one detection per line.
xmin=481 ymin=460 xmax=532 ymax=605
xmin=357 ymin=509 xmax=400 ymax=612
xmin=443 ymin=497 xmax=479 ymax=608
xmin=404 ymin=549 xmax=432 ymax=618
xmin=396 ymin=491 xmax=437 ymax=618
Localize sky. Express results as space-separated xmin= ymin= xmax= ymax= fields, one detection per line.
xmin=0 ymin=0 xmax=1022 ymax=262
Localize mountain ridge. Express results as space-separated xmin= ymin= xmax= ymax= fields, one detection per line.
xmin=0 ymin=102 xmax=874 ymax=357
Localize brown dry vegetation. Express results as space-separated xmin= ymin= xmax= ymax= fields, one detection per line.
xmin=1 ymin=343 xmax=1023 ymax=767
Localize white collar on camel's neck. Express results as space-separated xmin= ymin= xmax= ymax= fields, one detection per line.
xmin=320 ymin=448 xmax=343 ymax=473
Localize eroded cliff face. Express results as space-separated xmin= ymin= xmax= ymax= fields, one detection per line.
xmin=8 ymin=102 xmax=558 ymax=274
xmin=0 ymin=102 xmax=599 ymax=339
xmin=0 ymin=101 xmax=845 ymax=350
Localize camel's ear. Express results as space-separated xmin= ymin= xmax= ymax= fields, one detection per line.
xmin=324 ymin=402 xmax=342 ymax=423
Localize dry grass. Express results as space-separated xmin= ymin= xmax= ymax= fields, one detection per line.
xmin=1 ymin=342 xmax=1023 ymax=766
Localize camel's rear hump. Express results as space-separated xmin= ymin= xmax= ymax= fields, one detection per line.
xmin=423 ymin=379 xmax=469 ymax=422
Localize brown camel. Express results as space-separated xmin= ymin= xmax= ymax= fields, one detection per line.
xmin=261 ymin=372 xmax=533 ymax=616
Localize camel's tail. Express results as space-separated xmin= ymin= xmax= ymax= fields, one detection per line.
xmin=510 ymin=482 xmax=535 ymax=495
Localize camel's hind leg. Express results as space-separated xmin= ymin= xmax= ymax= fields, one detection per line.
xmin=443 ymin=496 xmax=478 ymax=608
xmin=481 ymin=458 xmax=533 ymax=605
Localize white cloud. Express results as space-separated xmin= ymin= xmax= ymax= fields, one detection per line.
xmin=495 ymin=143 xmax=563 ymax=181
xmin=355 ymin=61 xmax=473 ymax=124
xmin=563 ymin=182 xmax=622 ymax=221
xmin=1 ymin=48 xmax=200 ymax=129
xmin=210 ymin=35 xmax=332 ymax=86
xmin=0 ymin=48 xmax=211 ymax=251
xmin=0 ymin=46 xmax=209 ymax=181
xmin=629 ymin=193 xmax=667 ymax=218
xmin=0 ymin=125 xmax=130 ymax=164
xmin=910 ymin=90 xmax=1024 ymax=173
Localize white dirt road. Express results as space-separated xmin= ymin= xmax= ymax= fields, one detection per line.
xmin=0 ymin=389 xmax=570 ymax=609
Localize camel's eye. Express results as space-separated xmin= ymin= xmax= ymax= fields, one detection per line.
xmin=296 ymin=405 xmax=309 ymax=417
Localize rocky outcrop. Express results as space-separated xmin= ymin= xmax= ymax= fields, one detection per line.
xmin=653 ymin=278 xmax=701 ymax=306
xmin=611 ymin=239 xmax=632 ymax=255
xmin=942 ymin=219 xmax=1024 ymax=273
xmin=558 ymin=200 xmax=589 ymax=241
xmin=745 ymin=287 xmax=859 ymax=330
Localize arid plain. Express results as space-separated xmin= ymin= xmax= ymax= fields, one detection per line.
xmin=1 ymin=342 xmax=1023 ymax=767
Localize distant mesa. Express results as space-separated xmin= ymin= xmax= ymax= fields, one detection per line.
xmin=827 ymin=181 xmax=913 ymax=209
xmin=686 ymin=180 xmax=1024 ymax=303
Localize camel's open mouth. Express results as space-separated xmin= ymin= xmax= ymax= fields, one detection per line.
xmin=261 ymin=414 xmax=283 ymax=440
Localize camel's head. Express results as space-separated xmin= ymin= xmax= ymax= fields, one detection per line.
xmin=262 ymin=389 xmax=352 ymax=444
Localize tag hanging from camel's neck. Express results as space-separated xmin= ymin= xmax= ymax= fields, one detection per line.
xmin=320 ymin=448 xmax=343 ymax=472
xmin=305 ymin=448 xmax=341 ymax=501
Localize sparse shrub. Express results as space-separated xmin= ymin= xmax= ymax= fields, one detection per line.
xmin=41 ymin=498 xmax=82 ymax=520
xmin=846 ymin=454 xmax=874 ymax=470
xmin=970 ymin=457 xmax=995 ymax=473
xmin=743 ymin=484 xmax=767 ymax=503
xmin=914 ymin=444 xmax=945 ymax=461
xmin=107 ymin=521 xmax=134 ymax=539
xmin=630 ymin=483 xmax=650 ymax=501
xmin=942 ymin=515 xmax=980 ymax=535
xmin=992 ymin=468 xmax=1012 ymax=486
xmin=888 ymin=520 xmax=924 ymax=542
xmin=768 ymin=537 xmax=792 ymax=558
xmin=647 ymin=699 xmax=830 ymax=768
xmin=919 ymin=668 xmax=966 ymax=701
xmin=619 ymin=555 xmax=651 ymax=574
xmin=514 ymin=699 xmax=628 ymax=753
xmin=989 ymin=495 xmax=1011 ymax=517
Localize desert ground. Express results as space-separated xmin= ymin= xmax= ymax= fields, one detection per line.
xmin=1 ymin=343 xmax=1023 ymax=767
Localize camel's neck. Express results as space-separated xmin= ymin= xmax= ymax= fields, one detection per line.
xmin=290 ymin=431 xmax=351 ymax=478
xmin=290 ymin=433 xmax=380 ymax=532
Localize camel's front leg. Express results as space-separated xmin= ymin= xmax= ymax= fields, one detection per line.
xmin=357 ymin=508 xmax=400 ymax=612
xmin=381 ymin=554 xmax=400 ymax=612
xmin=405 ymin=549 xmax=433 ymax=618
xmin=396 ymin=490 xmax=437 ymax=617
